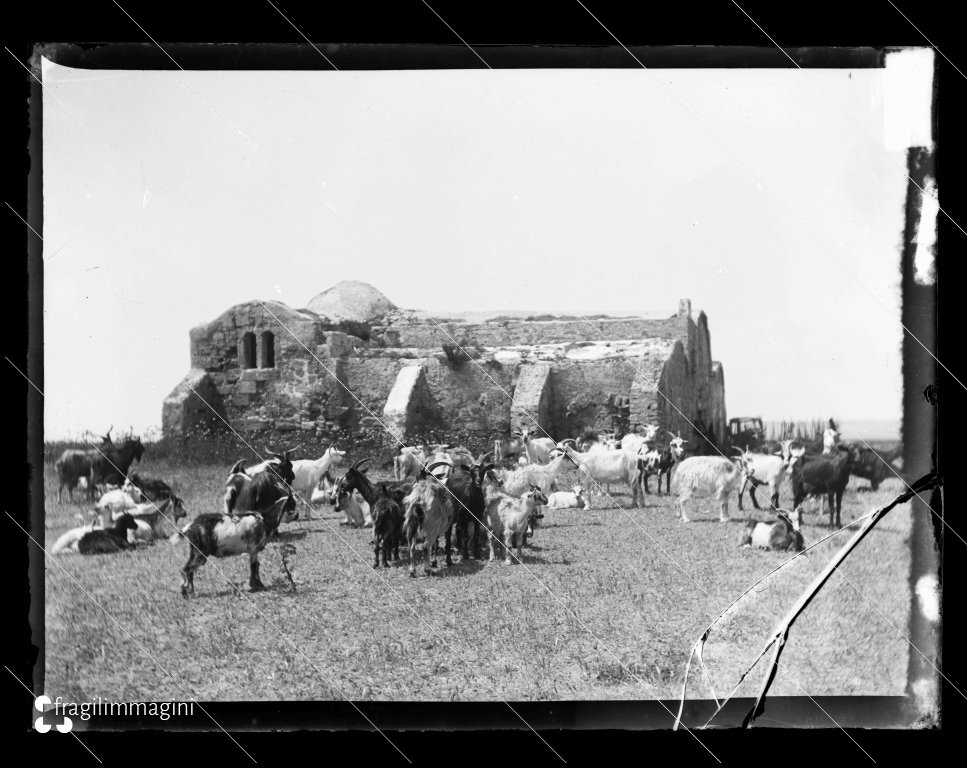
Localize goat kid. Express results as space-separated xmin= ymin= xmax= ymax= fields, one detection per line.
xmin=78 ymin=513 xmax=138 ymax=555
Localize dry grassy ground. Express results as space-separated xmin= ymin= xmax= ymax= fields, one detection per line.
xmin=42 ymin=456 xmax=913 ymax=703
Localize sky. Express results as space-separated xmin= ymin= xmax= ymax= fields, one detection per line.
xmin=41 ymin=51 xmax=934 ymax=440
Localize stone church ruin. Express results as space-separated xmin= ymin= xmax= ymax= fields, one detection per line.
xmin=163 ymin=281 xmax=727 ymax=449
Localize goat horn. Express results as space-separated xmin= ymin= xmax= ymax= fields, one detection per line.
xmin=476 ymin=450 xmax=494 ymax=465
xmin=425 ymin=460 xmax=451 ymax=474
xmin=350 ymin=457 xmax=373 ymax=470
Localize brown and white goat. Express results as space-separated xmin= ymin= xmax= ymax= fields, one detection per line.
xmin=180 ymin=494 xmax=295 ymax=597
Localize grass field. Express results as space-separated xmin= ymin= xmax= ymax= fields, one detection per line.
xmin=42 ymin=455 xmax=914 ymax=704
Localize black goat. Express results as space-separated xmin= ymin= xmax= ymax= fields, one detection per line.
xmin=125 ymin=470 xmax=177 ymax=502
xmin=842 ymin=443 xmax=891 ymax=491
xmin=91 ymin=437 xmax=146 ymax=490
xmin=789 ymin=445 xmax=854 ymax=528
xmin=224 ymin=449 xmax=297 ymax=521
xmin=445 ymin=451 xmax=496 ymax=561
xmin=371 ymin=483 xmax=404 ymax=568
xmin=78 ymin=513 xmax=138 ymax=555
xmin=334 ymin=458 xmax=409 ymax=568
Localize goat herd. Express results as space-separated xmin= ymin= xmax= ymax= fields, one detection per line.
xmin=49 ymin=423 xmax=890 ymax=597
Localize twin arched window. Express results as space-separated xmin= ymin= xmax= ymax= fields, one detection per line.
xmin=240 ymin=331 xmax=275 ymax=369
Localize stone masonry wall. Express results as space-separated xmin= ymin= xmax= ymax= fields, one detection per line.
xmin=164 ymin=294 xmax=726 ymax=451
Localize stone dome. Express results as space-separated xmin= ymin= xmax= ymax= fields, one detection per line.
xmin=306 ymin=281 xmax=397 ymax=323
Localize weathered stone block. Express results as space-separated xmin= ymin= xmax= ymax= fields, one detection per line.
xmin=237 ymin=380 xmax=257 ymax=394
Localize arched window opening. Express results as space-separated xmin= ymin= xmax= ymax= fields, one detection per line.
xmin=260 ymin=331 xmax=275 ymax=368
xmin=241 ymin=332 xmax=256 ymax=369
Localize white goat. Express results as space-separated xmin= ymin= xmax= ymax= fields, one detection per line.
xmin=673 ymin=455 xmax=755 ymax=523
xmin=520 ymin=427 xmax=556 ymax=465
xmin=822 ymin=426 xmax=841 ymax=455
xmin=485 ymin=485 xmax=549 ymax=564
xmin=121 ymin=498 xmax=188 ymax=543
xmin=51 ymin=520 xmax=101 ymax=555
xmin=310 ymin=473 xmax=338 ymax=505
xmin=735 ymin=445 xmax=789 ymax=512
xmin=335 ymin=489 xmax=373 ymax=528
xmin=619 ymin=424 xmax=660 ymax=457
xmin=740 ymin=509 xmax=804 ymax=552
xmin=556 ymin=440 xmax=641 ymax=508
xmin=289 ymin=446 xmax=346 ymax=520
xmin=403 ymin=476 xmax=455 ymax=577
xmin=394 ymin=445 xmax=427 ymax=483
xmin=546 ymin=485 xmax=585 ymax=509
xmin=94 ymin=487 xmax=140 ymax=528
xmin=498 ymin=451 xmax=572 ymax=497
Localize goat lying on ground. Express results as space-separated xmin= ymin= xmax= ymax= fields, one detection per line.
xmin=51 ymin=520 xmax=100 ymax=555
xmin=485 ymin=485 xmax=548 ymax=565
xmin=180 ymin=494 xmax=295 ymax=597
xmin=334 ymin=489 xmax=373 ymax=528
xmin=78 ymin=514 xmax=138 ymax=555
xmin=546 ymin=485 xmax=585 ymax=509
xmin=95 ymin=487 xmax=140 ymax=528
xmin=118 ymin=498 xmax=188 ymax=543
xmin=739 ymin=509 xmax=804 ymax=552
xmin=124 ymin=471 xmax=176 ymax=503
xmin=673 ymin=454 xmax=755 ymax=523
xmin=309 ymin=472 xmax=337 ymax=505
